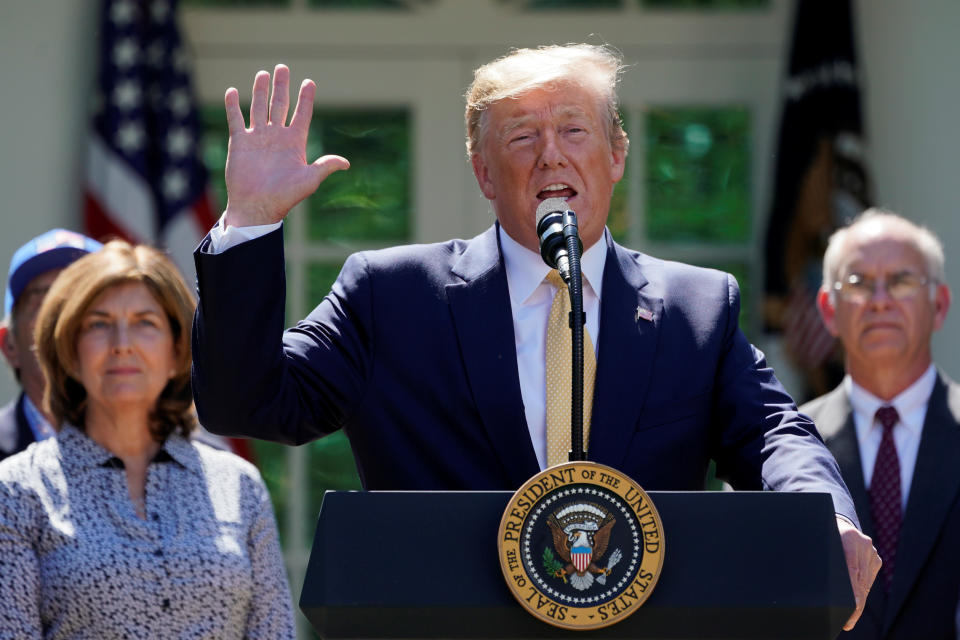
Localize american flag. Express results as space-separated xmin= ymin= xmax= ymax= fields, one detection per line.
xmin=782 ymin=280 xmax=837 ymax=370
xmin=84 ymin=0 xmax=216 ymax=283
xmin=83 ymin=0 xmax=254 ymax=461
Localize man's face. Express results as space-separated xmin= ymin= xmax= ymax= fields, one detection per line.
xmin=470 ymin=83 xmax=626 ymax=253
xmin=817 ymin=223 xmax=949 ymax=377
xmin=1 ymin=269 xmax=63 ymax=399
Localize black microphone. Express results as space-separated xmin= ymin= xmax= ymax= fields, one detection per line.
xmin=536 ymin=197 xmax=582 ymax=282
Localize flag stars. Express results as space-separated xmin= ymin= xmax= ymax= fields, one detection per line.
xmin=113 ymin=80 xmax=142 ymax=111
xmin=168 ymin=89 xmax=191 ymax=117
xmin=150 ymin=0 xmax=170 ymax=23
xmin=166 ymin=127 xmax=193 ymax=158
xmin=162 ymin=170 xmax=189 ymax=200
xmin=110 ymin=0 xmax=136 ymax=25
xmin=115 ymin=122 xmax=145 ymax=152
xmin=112 ymin=39 xmax=140 ymax=69
xmin=171 ymin=47 xmax=189 ymax=73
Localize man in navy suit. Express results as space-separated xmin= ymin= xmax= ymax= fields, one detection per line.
xmin=191 ymin=44 xmax=879 ymax=628
xmin=801 ymin=210 xmax=960 ymax=639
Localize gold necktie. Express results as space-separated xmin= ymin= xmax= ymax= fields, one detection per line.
xmin=545 ymin=271 xmax=596 ymax=467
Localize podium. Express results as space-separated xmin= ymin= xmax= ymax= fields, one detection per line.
xmin=301 ymin=491 xmax=853 ymax=639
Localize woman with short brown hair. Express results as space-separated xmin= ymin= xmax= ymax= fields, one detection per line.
xmin=0 ymin=240 xmax=294 ymax=639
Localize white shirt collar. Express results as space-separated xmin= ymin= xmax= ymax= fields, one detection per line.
xmin=845 ymin=364 xmax=937 ymax=437
xmin=498 ymin=225 xmax=607 ymax=308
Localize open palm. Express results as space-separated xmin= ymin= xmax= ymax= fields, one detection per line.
xmin=223 ymin=64 xmax=349 ymax=227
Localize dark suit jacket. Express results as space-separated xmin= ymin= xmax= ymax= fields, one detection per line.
xmin=802 ymin=374 xmax=960 ymax=639
xmin=0 ymin=394 xmax=34 ymax=464
xmin=192 ymin=225 xmax=855 ymax=521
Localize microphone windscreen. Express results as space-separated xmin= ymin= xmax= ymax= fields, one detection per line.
xmin=535 ymin=198 xmax=569 ymax=226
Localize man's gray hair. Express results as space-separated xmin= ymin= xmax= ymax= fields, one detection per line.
xmin=822 ymin=208 xmax=946 ymax=295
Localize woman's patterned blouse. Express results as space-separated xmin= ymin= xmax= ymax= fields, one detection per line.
xmin=0 ymin=424 xmax=295 ymax=639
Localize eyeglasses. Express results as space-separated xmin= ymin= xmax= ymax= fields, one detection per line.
xmin=832 ymin=271 xmax=934 ymax=303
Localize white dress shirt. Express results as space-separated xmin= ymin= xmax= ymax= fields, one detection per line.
xmin=209 ymin=216 xmax=607 ymax=470
xmin=498 ymin=226 xmax=605 ymax=469
xmin=845 ymin=364 xmax=936 ymax=511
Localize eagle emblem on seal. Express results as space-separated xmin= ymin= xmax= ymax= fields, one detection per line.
xmin=544 ymin=502 xmax=623 ymax=591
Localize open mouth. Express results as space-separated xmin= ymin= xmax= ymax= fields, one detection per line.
xmin=537 ymin=183 xmax=577 ymax=200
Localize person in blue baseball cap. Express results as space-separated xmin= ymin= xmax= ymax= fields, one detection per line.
xmin=0 ymin=229 xmax=102 ymax=462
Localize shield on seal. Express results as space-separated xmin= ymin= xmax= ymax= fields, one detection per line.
xmin=571 ymin=545 xmax=592 ymax=573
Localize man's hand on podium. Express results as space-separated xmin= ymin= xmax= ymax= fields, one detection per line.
xmin=836 ymin=515 xmax=881 ymax=630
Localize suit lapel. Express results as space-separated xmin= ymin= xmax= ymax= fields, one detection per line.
xmin=446 ymin=226 xmax=539 ymax=487
xmin=588 ymin=238 xmax=662 ymax=469
xmin=820 ymin=388 xmax=875 ymax=538
xmin=883 ymin=372 xmax=960 ymax=632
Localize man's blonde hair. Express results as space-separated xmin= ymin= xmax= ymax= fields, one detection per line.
xmin=464 ymin=43 xmax=629 ymax=157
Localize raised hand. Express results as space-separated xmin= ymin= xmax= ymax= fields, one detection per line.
xmin=222 ymin=64 xmax=350 ymax=228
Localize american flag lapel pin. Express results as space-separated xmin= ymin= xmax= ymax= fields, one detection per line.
xmin=635 ymin=306 xmax=653 ymax=322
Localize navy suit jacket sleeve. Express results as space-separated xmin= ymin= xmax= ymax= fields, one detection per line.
xmin=193 ymin=224 xmax=858 ymax=519
xmin=193 ymin=227 xmax=368 ymax=445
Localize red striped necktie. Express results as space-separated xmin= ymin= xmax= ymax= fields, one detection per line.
xmin=869 ymin=405 xmax=901 ymax=591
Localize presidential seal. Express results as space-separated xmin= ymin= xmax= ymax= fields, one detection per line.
xmin=498 ymin=462 xmax=664 ymax=630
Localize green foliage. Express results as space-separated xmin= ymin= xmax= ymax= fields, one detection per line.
xmin=607 ymin=111 xmax=631 ymax=244
xmin=305 ymin=109 xmax=410 ymax=242
xmin=307 ymin=263 xmax=347 ymax=309
xmin=200 ymin=105 xmax=410 ymax=243
xmin=199 ymin=105 xmax=230 ymax=212
xmin=645 ymin=106 xmax=751 ymax=244
xmin=249 ymin=440 xmax=293 ymax=545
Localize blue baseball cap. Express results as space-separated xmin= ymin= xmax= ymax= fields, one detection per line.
xmin=4 ymin=229 xmax=103 ymax=317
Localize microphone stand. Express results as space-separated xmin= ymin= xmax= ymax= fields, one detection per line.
xmin=561 ymin=210 xmax=586 ymax=462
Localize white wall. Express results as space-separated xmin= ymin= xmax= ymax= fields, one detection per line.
xmin=856 ymin=0 xmax=960 ymax=378
xmin=0 ymin=0 xmax=99 ymax=402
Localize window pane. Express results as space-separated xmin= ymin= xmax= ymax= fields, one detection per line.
xmin=645 ymin=106 xmax=751 ymax=243
xmin=201 ymin=106 xmax=410 ymax=244
xmin=305 ymin=109 xmax=410 ymax=243
xmin=183 ymin=0 xmax=289 ymax=6
xmin=200 ymin=105 xmax=229 ymax=212
xmin=641 ymin=0 xmax=767 ymax=8
xmin=504 ymin=0 xmax=623 ymax=9
xmin=249 ymin=440 xmax=292 ymax=546
xmin=309 ymin=0 xmax=429 ymax=7
xmin=607 ymin=112 xmax=631 ymax=243
xmin=303 ymin=261 xmax=365 ymax=539
xmin=307 ymin=261 xmax=347 ymax=308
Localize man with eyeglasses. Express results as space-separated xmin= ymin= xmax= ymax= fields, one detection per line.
xmin=801 ymin=208 xmax=960 ymax=640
